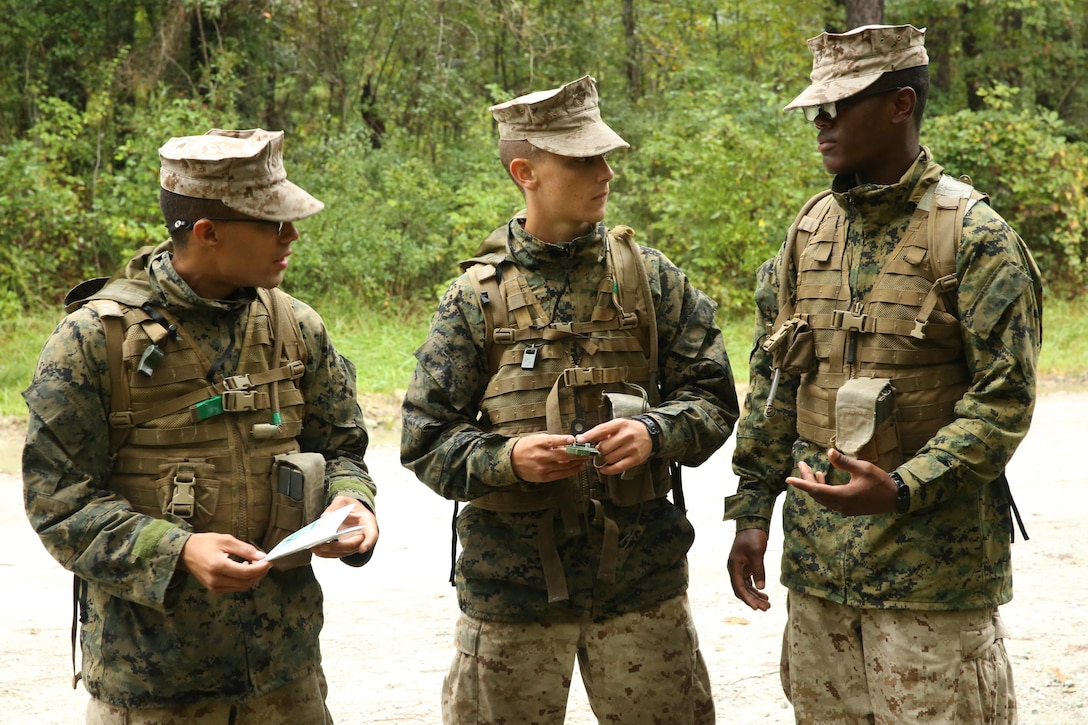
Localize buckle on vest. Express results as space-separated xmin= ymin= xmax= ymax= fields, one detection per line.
xmin=493 ymin=328 xmax=515 ymax=344
xmin=221 ymin=389 xmax=263 ymax=412
xmin=562 ymin=368 xmax=601 ymax=387
xmin=833 ymin=309 xmax=868 ymax=332
xmin=222 ymin=374 xmax=253 ymax=391
xmin=287 ymin=360 xmax=306 ymax=379
xmin=618 ymin=311 xmax=638 ymax=329
xmin=168 ymin=465 xmax=196 ymax=518
xmin=109 ymin=411 xmax=135 ymax=428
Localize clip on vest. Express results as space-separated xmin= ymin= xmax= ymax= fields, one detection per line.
xmin=192 ymin=395 xmax=225 ymax=421
xmin=252 ymin=412 xmax=284 ymax=440
xmin=137 ymin=343 xmax=166 ymax=377
xmin=168 ymin=466 xmax=197 ymax=518
xmin=521 ymin=344 xmax=539 ymax=370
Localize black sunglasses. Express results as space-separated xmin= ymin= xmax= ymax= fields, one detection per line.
xmin=801 ymin=86 xmax=906 ymax=123
xmin=168 ymin=217 xmax=287 ymax=236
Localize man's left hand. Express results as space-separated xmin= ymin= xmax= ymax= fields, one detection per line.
xmin=785 ymin=448 xmax=898 ymax=516
xmin=577 ymin=417 xmax=653 ymax=475
xmin=311 ymin=495 xmax=379 ymax=559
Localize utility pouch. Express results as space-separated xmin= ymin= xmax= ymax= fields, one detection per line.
xmin=762 ymin=317 xmax=815 ymax=374
xmin=833 ymin=377 xmax=904 ymax=471
xmin=598 ymin=387 xmax=654 ymax=504
xmin=263 ymin=451 xmax=327 ymax=569
xmin=153 ymin=460 xmax=220 ymax=530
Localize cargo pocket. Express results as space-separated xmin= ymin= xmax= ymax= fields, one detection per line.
xmin=955 ymin=613 xmax=1015 ymax=724
xmin=153 ymin=460 xmax=220 ymax=530
xmin=442 ymin=616 xmax=482 ymax=724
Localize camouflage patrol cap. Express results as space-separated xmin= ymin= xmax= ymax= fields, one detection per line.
xmin=784 ymin=24 xmax=929 ymax=111
xmin=489 ymin=75 xmax=629 ymax=157
xmin=158 ymin=128 xmax=324 ymax=222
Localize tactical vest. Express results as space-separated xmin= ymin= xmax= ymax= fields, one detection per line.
xmin=460 ymin=222 xmax=670 ymax=601
xmin=76 ymin=273 xmax=307 ymax=547
xmin=768 ymin=173 xmax=984 ymax=468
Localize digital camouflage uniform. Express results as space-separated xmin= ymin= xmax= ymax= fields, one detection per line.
xmin=725 ymin=148 xmax=1042 ymax=721
xmin=22 ymin=245 xmax=375 ymax=710
xmin=402 ymin=216 xmax=738 ymax=723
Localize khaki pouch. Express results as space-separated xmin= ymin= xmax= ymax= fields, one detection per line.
xmin=598 ymin=387 xmax=655 ymax=504
xmin=833 ymin=377 xmax=904 ymax=471
xmin=153 ymin=460 xmax=220 ymax=531
xmin=262 ymin=451 xmax=327 ymax=569
xmin=763 ymin=317 xmax=815 ymax=374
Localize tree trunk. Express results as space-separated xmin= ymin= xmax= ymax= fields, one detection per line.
xmin=622 ymin=0 xmax=643 ymax=102
xmin=844 ymin=0 xmax=884 ymax=30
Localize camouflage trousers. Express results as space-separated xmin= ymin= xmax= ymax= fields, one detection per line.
xmin=781 ymin=590 xmax=1016 ymax=724
xmin=85 ymin=668 xmax=332 ymax=724
xmin=443 ymin=594 xmax=714 ymax=724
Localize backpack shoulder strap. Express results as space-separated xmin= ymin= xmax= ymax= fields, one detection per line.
xmin=775 ymin=189 xmax=838 ymax=326
xmin=465 ymin=262 xmax=507 ymax=374
xmin=83 ymin=298 xmax=141 ymax=458
xmin=918 ymin=174 xmax=986 ymax=281
xmin=259 ymin=287 xmax=307 ymax=367
xmin=908 ymin=174 xmax=987 ymax=333
xmin=607 ymin=225 xmax=658 ymax=384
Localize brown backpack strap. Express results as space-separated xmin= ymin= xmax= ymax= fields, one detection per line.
xmin=910 ymin=175 xmax=984 ymax=335
xmin=95 ymin=301 xmax=135 ymax=459
xmin=776 ymin=190 xmax=837 ymax=328
xmin=466 ymin=263 xmax=508 ymax=374
xmin=608 ymin=225 xmax=658 ymax=391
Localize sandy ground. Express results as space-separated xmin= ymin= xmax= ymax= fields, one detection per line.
xmin=0 ymin=391 xmax=1085 ymax=724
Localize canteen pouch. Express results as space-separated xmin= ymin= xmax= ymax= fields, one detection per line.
xmin=263 ymin=451 xmax=327 ymax=569
xmin=598 ymin=387 xmax=654 ymax=504
xmin=833 ymin=377 xmax=904 ymax=471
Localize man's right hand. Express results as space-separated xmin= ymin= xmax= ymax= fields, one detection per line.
xmin=511 ymin=433 xmax=588 ymax=483
xmin=727 ymin=528 xmax=771 ymax=611
xmin=178 ymin=532 xmax=272 ymax=594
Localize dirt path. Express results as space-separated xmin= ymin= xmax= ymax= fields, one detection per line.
xmin=0 ymin=392 xmax=1085 ymax=724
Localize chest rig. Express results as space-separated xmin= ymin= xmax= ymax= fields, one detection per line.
xmin=460 ymin=223 xmax=671 ymax=601
xmin=766 ymin=173 xmax=984 ymax=467
xmin=74 ymin=270 xmax=308 ymax=545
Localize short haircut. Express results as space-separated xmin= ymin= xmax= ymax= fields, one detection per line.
xmin=159 ymin=188 xmax=240 ymax=244
xmin=872 ymin=65 xmax=929 ymax=130
xmin=498 ymin=139 xmax=541 ymax=190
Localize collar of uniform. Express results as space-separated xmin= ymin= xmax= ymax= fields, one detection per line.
xmin=148 ymin=249 xmax=257 ymax=313
xmin=508 ymin=219 xmax=609 ymax=271
xmin=832 ymin=148 xmax=932 ymax=227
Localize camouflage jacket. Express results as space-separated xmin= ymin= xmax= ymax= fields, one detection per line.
xmin=401 ymin=218 xmax=739 ymax=623
xmin=727 ymin=150 xmax=1043 ymax=610
xmin=22 ymin=245 xmax=376 ymax=708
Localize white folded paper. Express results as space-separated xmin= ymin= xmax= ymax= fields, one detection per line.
xmin=260 ymin=503 xmax=364 ymax=562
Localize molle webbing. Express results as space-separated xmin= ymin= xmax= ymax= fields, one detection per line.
xmin=110 ymin=363 xmax=304 ymax=432
xmin=97 ymin=292 xmax=306 ymax=456
xmin=779 ymin=174 xmax=983 ymax=461
xmin=90 ymin=285 xmax=309 ymax=544
xmin=462 ymin=223 xmax=665 ymax=602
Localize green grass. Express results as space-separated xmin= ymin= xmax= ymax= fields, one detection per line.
xmin=323 ymin=301 xmax=432 ymax=394
xmin=2 ymin=294 xmax=1083 ymax=419
xmin=0 ymin=313 xmax=58 ymax=417
xmin=1035 ymin=295 xmax=1088 ymax=383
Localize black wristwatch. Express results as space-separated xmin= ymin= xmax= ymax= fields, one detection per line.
xmin=891 ymin=471 xmax=910 ymax=514
xmin=633 ymin=414 xmax=662 ymax=456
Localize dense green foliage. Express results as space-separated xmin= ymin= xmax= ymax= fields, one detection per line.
xmin=2 ymin=0 xmax=1087 ymax=321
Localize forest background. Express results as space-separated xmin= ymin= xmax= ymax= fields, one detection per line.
xmin=2 ymin=0 xmax=1087 ymax=416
